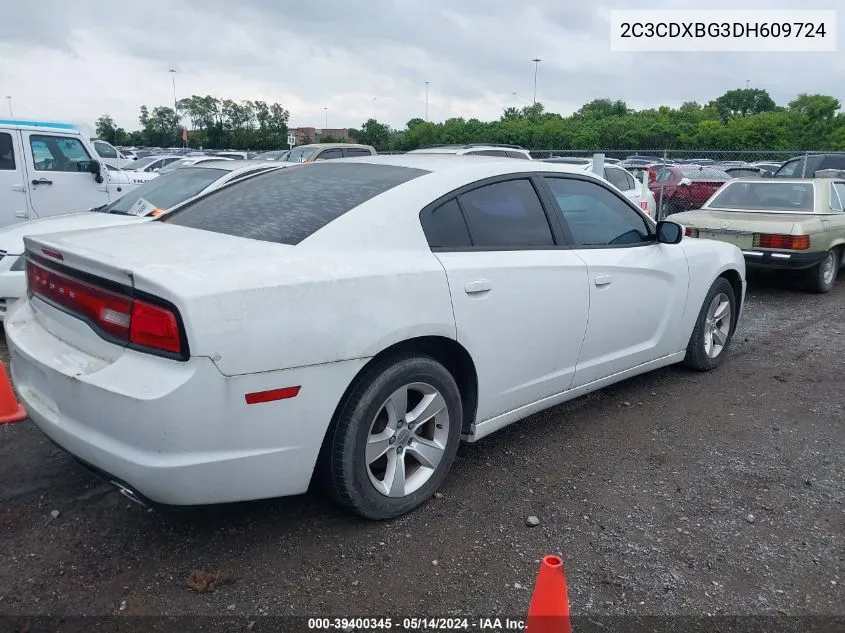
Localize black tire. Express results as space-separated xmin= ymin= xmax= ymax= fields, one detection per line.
xmin=804 ymin=248 xmax=840 ymax=294
xmin=320 ymin=354 xmax=462 ymax=520
xmin=683 ymin=277 xmax=737 ymax=371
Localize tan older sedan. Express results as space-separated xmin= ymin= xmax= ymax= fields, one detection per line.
xmin=672 ymin=176 xmax=845 ymax=293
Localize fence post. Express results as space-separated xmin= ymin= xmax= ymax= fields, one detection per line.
xmin=657 ymin=148 xmax=667 ymax=220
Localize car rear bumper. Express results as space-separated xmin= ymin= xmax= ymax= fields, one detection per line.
xmin=6 ymin=300 xmax=367 ymax=505
xmin=741 ymin=249 xmax=829 ymax=270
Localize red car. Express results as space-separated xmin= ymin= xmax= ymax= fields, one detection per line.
xmin=648 ymin=165 xmax=731 ymax=215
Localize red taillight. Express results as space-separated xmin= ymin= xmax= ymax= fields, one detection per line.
xmin=753 ymin=234 xmax=810 ymax=250
xmin=26 ymin=262 xmax=131 ymax=339
xmin=130 ymin=299 xmax=182 ymax=354
xmin=684 ymin=227 xmax=699 ymax=238
xmin=26 ymin=258 xmax=184 ymax=357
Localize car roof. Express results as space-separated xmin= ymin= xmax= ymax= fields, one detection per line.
xmin=315 ymin=153 xmax=586 ymax=174
xmin=295 ymin=143 xmax=374 ymax=150
xmin=186 ymin=159 xmax=286 ymax=172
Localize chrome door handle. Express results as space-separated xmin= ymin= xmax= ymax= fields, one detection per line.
xmin=594 ymin=274 xmax=613 ymax=286
xmin=464 ymin=279 xmax=492 ymax=294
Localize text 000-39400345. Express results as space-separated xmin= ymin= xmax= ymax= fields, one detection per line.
xmin=610 ymin=10 xmax=836 ymax=52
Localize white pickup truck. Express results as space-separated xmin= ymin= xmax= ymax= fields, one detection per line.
xmin=0 ymin=119 xmax=150 ymax=228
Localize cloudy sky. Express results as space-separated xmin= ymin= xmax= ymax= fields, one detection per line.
xmin=1 ymin=0 xmax=842 ymax=133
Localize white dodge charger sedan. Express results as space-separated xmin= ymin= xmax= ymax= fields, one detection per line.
xmin=6 ymin=155 xmax=746 ymax=519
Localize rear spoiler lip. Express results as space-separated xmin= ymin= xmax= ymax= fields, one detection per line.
xmin=24 ymin=251 xmax=191 ymax=362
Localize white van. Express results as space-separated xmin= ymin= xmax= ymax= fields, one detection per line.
xmin=0 ymin=119 xmax=118 ymax=228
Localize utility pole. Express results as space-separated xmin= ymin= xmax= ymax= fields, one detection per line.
xmin=169 ymin=69 xmax=178 ymax=110
xmin=532 ymin=58 xmax=541 ymax=105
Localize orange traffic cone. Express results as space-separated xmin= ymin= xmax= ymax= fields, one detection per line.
xmin=526 ymin=555 xmax=571 ymax=633
xmin=0 ymin=363 xmax=26 ymax=424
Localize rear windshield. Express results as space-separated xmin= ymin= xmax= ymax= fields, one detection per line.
xmin=706 ymin=181 xmax=815 ymax=212
xmin=679 ymin=166 xmax=731 ymax=180
xmin=100 ymin=167 xmax=226 ymax=215
xmin=161 ymin=162 xmax=429 ymax=245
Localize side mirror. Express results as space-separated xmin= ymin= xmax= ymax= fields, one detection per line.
xmin=761 ymin=170 xmax=774 ymax=178
xmin=656 ymin=220 xmax=683 ymax=245
xmin=89 ymin=160 xmax=104 ymax=183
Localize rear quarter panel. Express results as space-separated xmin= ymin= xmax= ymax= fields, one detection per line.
xmin=143 ymin=251 xmax=457 ymax=377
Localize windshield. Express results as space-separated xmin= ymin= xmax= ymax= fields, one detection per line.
xmin=129 ymin=156 xmax=162 ymax=170
xmin=286 ymin=146 xmax=318 ymax=163
xmin=159 ymin=159 xmax=200 ymax=174
xmin=707 ymin=181 xmax=815 ymax=212
xmin=97 ymin=167 xmax=227 ymax=215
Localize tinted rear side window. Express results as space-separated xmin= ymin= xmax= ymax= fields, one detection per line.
xmin=162 ymin=163 xmax=428 ymax=245
xmin=421 ymin=199 xmax=472 ymax=248
xmin=458 ymin=179 xmax=554 ymax=248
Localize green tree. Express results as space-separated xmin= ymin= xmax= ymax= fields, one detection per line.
xmin=356 ymin=119 xmax=391 ymax=150
xmin=145 ymin=106 xmax=181 ymax=146
xmin=95 ymin=114 xmax=118 ymax=142
xmin=709 ymin=88 xmax=777 ymax=121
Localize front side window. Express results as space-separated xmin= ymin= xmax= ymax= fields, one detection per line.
xmin=604 ymin=168 xmax=630 ymax=191
xmin=30 ymin=135 xmax=96 ymax=172
xmin=94 ymin=141 xmax=118 ymax=159
xmin=545 ymin=177 xmax=652 ymax=247
xmin=457 ymin=179 xmax=554 ymax=248
xmin=315 ymin=148 xmax=344 ymax=160
xmin=0 ymin=133 xmax=15 ymax=170
xmin=507 ymin=151 xmax=530 ymax=160
xmin=345 ymin=148 xmax=372 ymax=157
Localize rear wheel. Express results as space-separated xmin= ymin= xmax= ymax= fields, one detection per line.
xmin=683 ymin=278 xmax=736 ymax=371
xmin=804 ymin=248 xmax=840 ymax=294
xmin=320 ymin=354 xmax=462 ymax=520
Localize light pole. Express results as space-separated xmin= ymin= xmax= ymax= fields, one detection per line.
xmin=745 ymin=79 xmax=750 ymax=90
xmin=373 ymin=97 xmax=377 ymax=120
xmin=532 ymin=58 xmax=541 ymax=105
xmin=324 ymin=107 xmax=328 ymax=130
xmin=4 ymin=96 xmax=12 ymax=118
xmin=169 ymin=69 xmax=178 ymax=110
xmin=425 ymin=81 xmax=430 ymax=121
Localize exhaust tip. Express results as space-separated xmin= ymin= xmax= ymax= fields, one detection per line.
xmin=110 ymin=480 xmax=149 ymax=508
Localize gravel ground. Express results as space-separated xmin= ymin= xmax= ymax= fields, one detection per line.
xmin=0 ymin=272 xmax=842 ymax=622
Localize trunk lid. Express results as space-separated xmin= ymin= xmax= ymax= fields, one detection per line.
xmin=22 ymin=222 xmax=300 ymax=360
xmin=670 ymin=208 xmax=822 ymax=235
xmin=23 ymin=221 xmax=294 ymax=298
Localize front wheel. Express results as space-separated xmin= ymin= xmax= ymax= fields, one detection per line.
xmin=683 ymin=278 xmax=737 ymax=371
xmin=320 ymin=354 xmax=462 ymax=520
xmin=804 ymin=248 xmax=840 ymax=294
